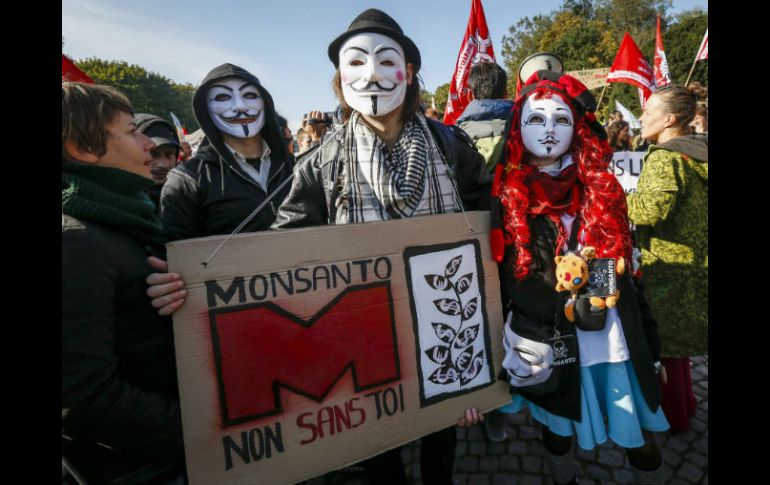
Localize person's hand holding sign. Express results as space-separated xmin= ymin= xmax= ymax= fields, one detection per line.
xmin=146 ymin=256 xmax=188 ymax=316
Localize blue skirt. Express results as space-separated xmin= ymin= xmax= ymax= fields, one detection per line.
xmin=500 ymin=360 xmax=669 ymax=450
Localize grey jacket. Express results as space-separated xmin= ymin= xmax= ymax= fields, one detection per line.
xmin=272 ymin=116 xmax=490 ymax=229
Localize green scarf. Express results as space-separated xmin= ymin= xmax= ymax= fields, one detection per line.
xmin=62 ymin=163 xmax=162 ymax=236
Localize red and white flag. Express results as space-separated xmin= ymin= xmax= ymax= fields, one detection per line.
xmin=608 ymin=32 xmax=654 ymax=107
xmin=443 ymin=0 xmax=497 ymax=125
xmin=608 ymin=33 xmax=654 ymax=92
xmin=653 ymin=15 xmax=671 ymax=88
xmin=695 ymin=29 xmax=708 ymax=61
xmin=62 ymin=54 xmax=93 ymax=84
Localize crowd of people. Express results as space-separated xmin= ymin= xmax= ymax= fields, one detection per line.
xmin=62 ymin=7 xmax=707 ymax=485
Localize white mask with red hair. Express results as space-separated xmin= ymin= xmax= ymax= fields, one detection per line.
xmin=520 ymin=94 xmax=574 ymax=163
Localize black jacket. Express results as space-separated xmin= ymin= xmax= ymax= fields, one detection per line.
xmin=62 ymin=215 xmax=183 ymax=484
xmin=161 ymin=63 xmax=293 ymax=241
xmin=272 ymin=116 xmax=490 ymax=229
xmin=501 ymin=216 xmax=661 ymax=421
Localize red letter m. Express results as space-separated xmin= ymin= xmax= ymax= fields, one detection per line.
xmin=209 ymin=282 xmax=400 ymax=426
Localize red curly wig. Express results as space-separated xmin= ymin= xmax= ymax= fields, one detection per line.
xmin=498 ymin=76 xmax=632 ymax=280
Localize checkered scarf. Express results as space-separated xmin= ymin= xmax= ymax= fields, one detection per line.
xmin=340 ymin=112 xmax=456 ymax=223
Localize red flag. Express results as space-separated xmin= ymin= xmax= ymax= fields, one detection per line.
xmin=607 ymin=33 xmax=655 ymax=93
xmin=654 ymin=15 xmax=671 ymax=88
xmin=442 ymin=0 xmax=497 ymax=125
xmin=695 ymin=29 xmax=708 ymax=61
xmin=62 ymin=54 xmax=93 ymax=83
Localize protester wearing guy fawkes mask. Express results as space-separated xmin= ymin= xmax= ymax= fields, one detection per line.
xmin=147 ymin=13 xmax=490 ymax=480
xmin=160 ymin=63 xmax=293 ymax=242
xmin=273 ymin=9 xmax=489 ymax=231
xmin=271 ymin=8 xmax=489 ymax=485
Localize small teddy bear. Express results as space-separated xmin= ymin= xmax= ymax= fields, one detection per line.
xmin=554 ymin=246 xmax=624 ymax=323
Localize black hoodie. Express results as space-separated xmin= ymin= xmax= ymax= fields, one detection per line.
xmin=160 ymin=63 xmax=294 ymax=241
xmin=658 ymin=133 xmax=708 ymax=163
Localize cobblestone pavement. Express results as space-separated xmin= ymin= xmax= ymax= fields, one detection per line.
xmin=66 ymin=357 xmax=706 ymax=485
xmin=307 ymin=355 xmax=708 ymax=485
xmin=398 ymin=354 xmax=708 ymax=485
xmin=305 ymin=355 xmax=707 ymax=484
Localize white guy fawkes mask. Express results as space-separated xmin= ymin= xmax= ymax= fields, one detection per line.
xmin=207 ymin=77 xmax=265 ymax=138
xmin=501 ymin=314 xmax=553 ymax=387
xmin=520 ymin=94 xmax=574 ymax=162
xmin=339 ymin=33 xmax=408 ymax=117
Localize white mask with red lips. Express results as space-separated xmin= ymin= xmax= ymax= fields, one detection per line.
xmin=339 ymin=33 xmax=407 ymax=117
xmin=207 ymin=77 xmax=265 ymax=138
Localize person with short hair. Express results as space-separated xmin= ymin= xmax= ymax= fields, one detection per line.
xmin=456 ymin=61 xmax=513 ymax=174
xmin=62 ymin=82 xmax=185 ymax=484
xmin=135 ymin=113 xmax=182 ymax=211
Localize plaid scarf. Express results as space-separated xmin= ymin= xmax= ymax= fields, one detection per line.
xmin=340 ymin=112 xmax=456 ymax=223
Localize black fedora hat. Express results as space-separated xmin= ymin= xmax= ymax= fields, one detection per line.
xmin=328 ymin=8 xmax=421 ymax=72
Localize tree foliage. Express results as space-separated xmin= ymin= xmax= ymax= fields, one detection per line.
xmin=433 ymin=83 xmax=450 ymax=114
xmin=75 ymin=58 xmax=199 ymax=131
xmin=422 ymin=83 xmax=450 ymax=116
xmin=664 ymin=9 xmax=708 ymax=86
xmin=500 ymin=0 xmax=706 ymax=120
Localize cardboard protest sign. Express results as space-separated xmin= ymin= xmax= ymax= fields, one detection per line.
xmin=565 ymin=67 xmax=611 ymax=90
xmin=610 ymin=150 xmax=645 ymax=193
xmin=167 ymin=212 xmax=510 ymax=485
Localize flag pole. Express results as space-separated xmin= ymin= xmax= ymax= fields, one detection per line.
xmin=684 ymin=59 xmax=698 ymax=86
xmin=596 ymin=82 xmax=611 ymax=113
xmin=687 ymin=29 xmax=708 ymax=86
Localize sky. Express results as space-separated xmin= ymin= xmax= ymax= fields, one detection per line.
xmin=62 ymin=0 xmax=707 ymax=132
